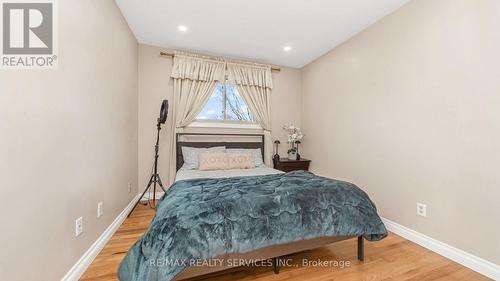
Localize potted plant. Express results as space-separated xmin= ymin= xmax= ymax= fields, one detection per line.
xmin=282 ymin=122 xmax=304 ymax=160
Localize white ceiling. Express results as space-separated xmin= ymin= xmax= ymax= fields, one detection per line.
xmin=116 ymin=0 xmax=410 ymax=68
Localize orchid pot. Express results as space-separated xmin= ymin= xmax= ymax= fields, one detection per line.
xmin=283 ymin=122 xmax=304 ymax=161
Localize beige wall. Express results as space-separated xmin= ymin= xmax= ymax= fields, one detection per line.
xmin=301 ymin=0 xmax=500 ymax=265
xmin=138 ymin=44 xmax=302 ymax=189
xmin=2 ymin=0 xmax=497 ymax=279
xmin=0 ymin=1 xmax=138 ymax=280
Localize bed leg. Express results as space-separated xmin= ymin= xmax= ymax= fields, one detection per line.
xmin=273 ymin=257 xmax=280 ymax=274
xmin=357 ymin=236 xmax=364 ymax=261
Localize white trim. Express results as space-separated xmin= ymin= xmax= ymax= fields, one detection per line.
xmin=189 ymin=121 xmax=262 ymax=130
xmin=60 ymin=194 xmax=141 ymax=281
xmin=382 ymin=217 xmax=500 ymax=280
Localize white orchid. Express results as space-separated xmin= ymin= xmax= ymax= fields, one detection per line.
xmin=283 ymin=122 xmax=304 ymax=144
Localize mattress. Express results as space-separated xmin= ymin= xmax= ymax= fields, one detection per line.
xmin=175 ymin=166 xmax=283 ymax=181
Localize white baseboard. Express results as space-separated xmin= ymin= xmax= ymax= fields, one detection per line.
xmin=382 ymin=218 xmax=500 ymax=280
xmin=60 ymin=193 xmax=141 ymax=281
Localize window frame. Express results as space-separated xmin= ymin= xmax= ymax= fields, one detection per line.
xmin=195 ymin=80 xmax=257 ymax=124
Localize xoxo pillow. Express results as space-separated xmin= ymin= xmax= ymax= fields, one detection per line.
xmin=198 ymin=152 xmax=229 ymax=171
xmin=181 ymin=146 xmax=226 ymax=170
xmin=227 ymin=153 xmax=255 ymax=169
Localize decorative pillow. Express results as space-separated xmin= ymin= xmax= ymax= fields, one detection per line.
xmin=226 ymin=148 xmax=264 ymax=167
xmin=227 ymin=153 xmax=255 ymax=169
xmin=181 ymin=146 xmax=225 ymax=170
xmin=199 ymin=152 xmax=230 ymax=171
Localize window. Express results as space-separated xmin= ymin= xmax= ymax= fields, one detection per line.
xmin=196 ymin=82 xmax=255 ymax=122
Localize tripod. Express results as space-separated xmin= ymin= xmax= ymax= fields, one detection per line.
xmin=128 ymin=122 xmax=166 ymax=217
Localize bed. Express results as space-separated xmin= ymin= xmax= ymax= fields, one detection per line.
xmin=118 ymin=133 xmax=387 ymax=281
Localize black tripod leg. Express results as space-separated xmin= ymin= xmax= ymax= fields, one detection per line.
xmin=140 ymin=177 xmax=154 ymax=206
xmin=127 ymin=175 xmax=154 ymax=217
xmin=156 ymin=175 xmax=166 ymax=192
xmin=152 ymin=176 xmax=157 ymax=203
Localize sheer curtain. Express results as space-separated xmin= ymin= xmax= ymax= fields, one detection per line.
xmin=167 ymin=52 xmax=226 ymax=183
xmin=226 ymin=62 xmax=274 ymax=165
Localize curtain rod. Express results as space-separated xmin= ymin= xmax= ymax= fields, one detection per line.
xmin=160 ymin=51 xmax=281 ymax=72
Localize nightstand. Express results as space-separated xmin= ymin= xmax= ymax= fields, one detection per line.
xmin=273 ymin=158 xmax=311 ymax=172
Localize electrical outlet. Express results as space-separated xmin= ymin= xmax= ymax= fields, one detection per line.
xmin=97 ymin=202 xmax=103 ymax=218
xmin=75 ymin=217 xmax=83 ymax=236
xmin=128 ymin=182 xmax=132 ymax=193
xmin=417 ymin=203 xmax=427 ymax=217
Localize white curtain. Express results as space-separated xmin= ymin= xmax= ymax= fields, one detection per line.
xmin=167 ymin=52 xmax=226 ymax=184
xmin=227 ymin=62 xmax=274 ymax=165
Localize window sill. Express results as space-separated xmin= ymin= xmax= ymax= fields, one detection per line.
xmin=188 ymin=121 xmax=262 ymax=130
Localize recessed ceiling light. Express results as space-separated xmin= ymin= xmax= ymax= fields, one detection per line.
xmin=177 ymin=25 xmax=188 ymax=32
xmin=283 ymin=46 xmax=292 ymax=52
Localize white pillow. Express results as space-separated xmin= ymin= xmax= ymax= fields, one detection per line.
xmin=226 ymin=148 xmax=265 ymax=167
xmin=181 ymin=146 xmax=226 ymax=170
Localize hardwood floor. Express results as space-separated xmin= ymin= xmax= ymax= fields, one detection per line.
xmin=81 ymin=203 xmax=490 ymax=281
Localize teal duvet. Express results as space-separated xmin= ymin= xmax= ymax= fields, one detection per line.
xmin=118 ymin=171 xmax=387 ymax=281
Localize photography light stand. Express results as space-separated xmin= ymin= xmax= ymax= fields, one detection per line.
xmin=128 ymin=100 xmax=168 ymax=217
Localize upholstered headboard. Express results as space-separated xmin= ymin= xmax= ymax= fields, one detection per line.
xmin=176 ymin=133 xmax=265 ymax=171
